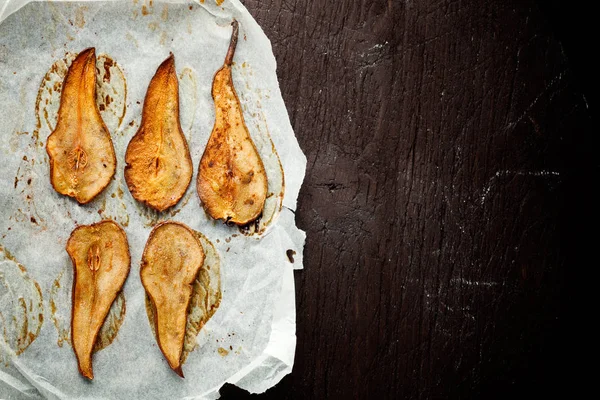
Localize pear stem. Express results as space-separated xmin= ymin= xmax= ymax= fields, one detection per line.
xmin=224 ymin=19 xmax=239 ymax=66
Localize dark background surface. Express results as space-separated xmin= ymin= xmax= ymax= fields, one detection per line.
xmin=223 ymin=0 xmax=596 ymax=398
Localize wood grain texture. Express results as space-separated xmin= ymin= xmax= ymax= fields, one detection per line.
xmin=222 ymin=0 xmax=594 ymax=398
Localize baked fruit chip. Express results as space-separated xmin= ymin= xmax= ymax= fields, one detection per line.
xmin=46 ymin=48 xmax=117 ymax=204
xmin=124 ymin=55 xmax=193 ymax=212
xmin=67 ymin=220 xmax=130 ymax=379
xmin=140 ymin=221 xmax=205 ymax=377
xmin=197 ymin=20 xmax=268 ymax=225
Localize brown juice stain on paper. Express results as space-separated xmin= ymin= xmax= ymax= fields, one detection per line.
xmin=179 ymin=67 xmax=198 ymax=138
xmin=138 ymin=206 xmax=162 ymax=228
xmin=141 ymin=0 xmax=154 ymax=16
xmin=169 ymin=192 xmax=193 ymax=218
xmin=217 ymin=347 xmax=229 ymax=356
xmin=93 ymin=292 xmax=126 ymax=353
xmin=95 ymin=54 xmax=128 ymax=131
xmin=126 ymin=32 xmax=139 ymax=47
xmin=49 ymin=267 xmax=70 ymax=347
xmin=234 ymin=62 xmax=285 ymax=236
xmin=12 ymin=154 xmax=46 ymax=231
xmin=145 ymin=231 xmax=221 ymax=365
xmin=0 ymin=246 xmax=44 ymax=363
xmin=94 ymin=180 xmax=130 ymax=228
xmin=159 ymin=31 xmax=168 ymax=46
xmin=75 ymin=6 xmax=87 ymax=29
xmin=49 ymin=266 xmax=127 ymax=352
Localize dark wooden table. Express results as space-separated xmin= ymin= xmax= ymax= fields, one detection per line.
xmin=223 ymin=0 xmax=595 ymax=398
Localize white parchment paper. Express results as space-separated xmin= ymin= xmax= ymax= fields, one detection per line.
xmin=0 ymin=1 xmax=306 ymax=398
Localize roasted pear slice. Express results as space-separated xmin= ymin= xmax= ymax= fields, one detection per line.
xmin=46 ymin=48 xmax=117 ymax=204
xmin=140 ymin=221 xmax=205 ymax=377
xmin=124 ymin=55 xmax=193 ymax=212
xmin=197 ymin=20 xmax=268 ymax=225
xmin=67 ymin=220 xmax=130 ymax=380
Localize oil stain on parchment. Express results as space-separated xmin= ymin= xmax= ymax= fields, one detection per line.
xmin=49 ymin=267 xmax=69 ymax=347
xmin=179 ymin=67 xmax=198 ymax=143
xmin=217 ymin=347 xmax=229 ymax=356
xmin=12 ymin=153 xmax=47 ymax=232
xmin=0 ymin=245 xmax=44 ymax=364
xmin=95 ymin=54 xmax=128 ymax=131
xmin=49 ymin=265 xmax=126 ymax=353
xmin=93 ymin=291 xmax=126 ymax=353
xmin=145 ymin=231 xmax=221 ymax=365
xmin=235 ymin=61 xmax=285 ymax=236
xmin=74 ymin=6 xmax=87 ymax=29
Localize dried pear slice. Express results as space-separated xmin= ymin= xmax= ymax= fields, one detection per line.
xmin=197 ymin=20 xmax=268 ymax=225
xmin=144 ymin=230 xmax=222 ymax=367
xmin=140 ymin=221 xmax=205 ymax=377
xmin=67 ymin=220 xmax=130 ymax=379
xmin=46 ymin=48 xmax=117 ymax=204
xmin=124 ymin=55 xmax=193 ymax=212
